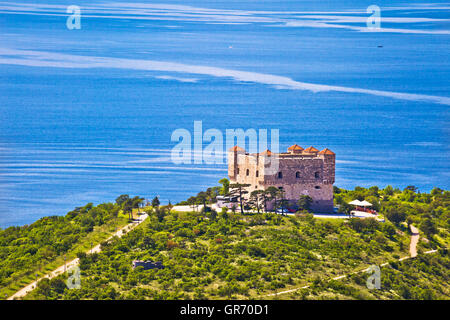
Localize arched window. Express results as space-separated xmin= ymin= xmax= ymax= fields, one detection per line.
xmin=246 ymin=169 xmax=249 ymax=176
xmin=256 ymin=170 xmax=259 ymax=177
xmin=296 ymin=171 xmax=301 ymax=179
xmin=278 ymin=172 xmax=283 ymax=179
xmin=314 ymin=171 xmax=320 ymax=179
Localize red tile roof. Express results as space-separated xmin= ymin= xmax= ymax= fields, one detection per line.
xmin=288 ymin=144 xmax=304 ymax=151
xmin=304 ymin=146 xmax=319 ymax=153
xmin=259 ymin=149 xmax=273 ymax=156
xmin=318 ymin=148 xmax=335 ymax=155
xmin=229 ymin=146 xmax=245 ymax=152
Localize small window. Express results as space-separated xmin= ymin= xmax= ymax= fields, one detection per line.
xmin=278 ymin=172 xmax=283 ymax=179
xmin=278 ymin=187 xmax=284 ymax=191
xmin=296 ymin=171 xmax=301 ymax=179
xmin=315 ymin=186 xmax=321 ymax=189
xmin=314 ymin=171 xmax=320 ymax=179
xmin=237 ymin=168 xmax=240 ymax=174
xmin=256 ymin=170 xmax=259 ymax=177
xmin=246 ymin=169 xmax=249 ymax=176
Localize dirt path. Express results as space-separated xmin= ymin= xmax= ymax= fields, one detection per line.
xmin=7 ymin=214 xmax=148 ymax=300
xmin=409 ymin=225 xmax=420 ymax=258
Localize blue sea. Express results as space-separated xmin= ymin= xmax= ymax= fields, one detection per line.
xmin=0 ymin=0 xmax=449 ymax=227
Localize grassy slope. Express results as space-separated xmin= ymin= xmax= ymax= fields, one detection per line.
xmin=18 ymin=187 xmax=450 ymax=300
xmin=280 ymin=252 xmax=449 ymax=300
xmin=26 ymin=210 xmax=446 ymax=300
xmin=0 ymin=212 xmax=129 ymax=299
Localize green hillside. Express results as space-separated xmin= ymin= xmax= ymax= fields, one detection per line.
xmin=22 ymin=185 xmax=449 ymax=300
xmin=0 ymin=201 xmax=130 ymax=298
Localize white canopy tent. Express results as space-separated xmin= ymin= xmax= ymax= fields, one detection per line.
xmin=349 ymin=200 xmax=363 ymax=206
xmin=348 ymin=200 xmax=376 ymax=216
xmin=349 ymin=200 xmax=372 ymax=207
xmin=359 ymin=200 xmax=373 ymax=207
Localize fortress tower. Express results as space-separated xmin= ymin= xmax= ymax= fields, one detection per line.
xmin=228 ymin=144 xmax=335 ymax=213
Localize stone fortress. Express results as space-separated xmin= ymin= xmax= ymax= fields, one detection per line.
xmin=228 ymin=144 xmax=335 ymax=212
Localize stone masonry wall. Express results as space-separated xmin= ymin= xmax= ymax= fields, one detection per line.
xmin=228 ymin=149 xmax=335 ymax=213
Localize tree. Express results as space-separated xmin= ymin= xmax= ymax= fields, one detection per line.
xmin=131 ymin=196 xmax=144 ymax=215
xmin=207 ymin=186 xmax=220 ymax=203
xmin=382 ymin=222 xmax=396 ymax=238
xmin=196 ymin=191 xmax=209 ymax=211
xmin=383 ymin=185 xmax=394 ymax=196
xmin=249 ymin=190 xmax=264 ymax=214
xmin=155 ymin=207 xmax=167 ymax=222
xmin=338 ymin=202 xmax=353 ymax=216
xmin=260 ymin=190 xmax=270 ymax=213
xmin=368 ymin=186 xmax=379 ymax=197
xmin=50 ymin=277 xmax=67 ymax=294
xmin=167 ymin=200 xmax=173 ymax=213
xmin=406 ymin=216 xmax=413 ymax=228
xmin=420 ymin=218 xmax=438 ymax=239
xmin=400 ymin=190 xmax=416 ymax=202
xmin=404 ymin=185 xmax=418 ymax=193
xmin=265 ymin=186 xmax=280 ymax=212
xmin=37 ymin=278 xmax=51 ymax=298
xmin=221 ymin=207 xmax=229 ymax=219
xmin=228 ymin=183 xmax=251 ymax=214
xmin=333 ymin=186 xmax=341 ymax=194
xmin=431 ymin=187 xmax=443 ymax=196
xmin=115 ymin=194 xmax=130 ymax=206
xmin=297 ymin=195 xmax=313 ymax=212
xmin=366 ymin=196 xmax=380 ymax=211
xmin=187 ymin=196 xmax=197 ymax=212
xmin=278 ymin=199 xmax=290 ymax=215
xmin=209 ymin=209 xmax=218 ymax=221
xmin=277 ymin=188 xmax=288 ymax=214
xmin=122 ymin=198 xmax=134 ymax=221
xmin=218 ymin=178 xmax=230 ymax=195
xmin=334 ymin=194 xmax=344 ymax=206
xmin=151 ymin=196 xmax=160 ymax=208
xmin=385 ymin=209 xmax=406 ymax=225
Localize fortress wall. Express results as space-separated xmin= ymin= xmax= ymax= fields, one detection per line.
xmin=263 ymin=157 xmax=325 ymax=185
xmin=228 ymin=151 xmax=238 ymax=181
xmin=228 ymin=148 xmax=335 ymax=213
xmin=285 ymin=183 xmax=334 ymax=212
xmin=263 ymin=184 xmax=333 ymax=212
xmin=320 ymin=154 xmax=336 ymax=184
xmin=233 ymin=153 xmax=265 ymax=188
